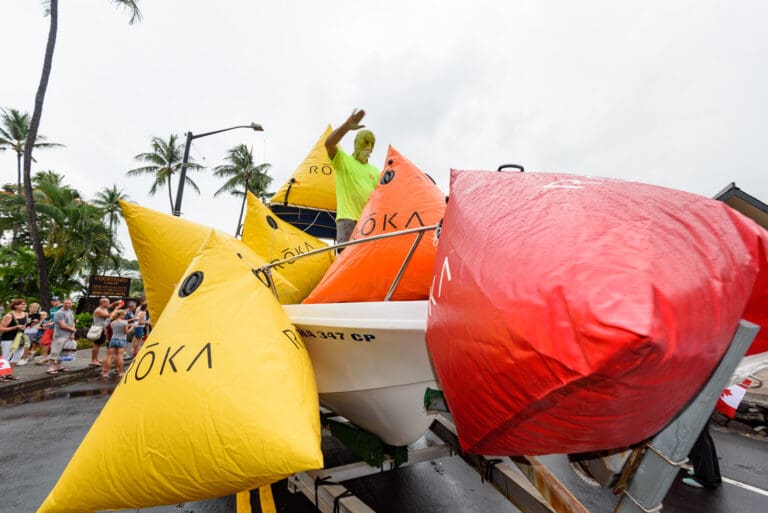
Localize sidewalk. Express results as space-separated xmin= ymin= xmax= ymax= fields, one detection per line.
xmin=0 ymin=348 xmax=105 ymax=402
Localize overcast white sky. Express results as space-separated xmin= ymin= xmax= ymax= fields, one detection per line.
xmin=2 ymin=1 xmax=767 ymax=260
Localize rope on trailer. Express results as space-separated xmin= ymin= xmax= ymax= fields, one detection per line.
xmin=332 ymin=490 xmax=354 ymax=513
xmin=621 ymin=489 xmax=663 ymax=513
xmin=645 ymin=444 xmax=689 ymax=467
xmin=314 ymin=475 xmax=336 ymax=510
xmin=481 ymin=458 xmax=504 ymax=483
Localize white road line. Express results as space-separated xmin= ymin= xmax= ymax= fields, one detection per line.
xmin=723 ymin=476 xmax=768 ymax=496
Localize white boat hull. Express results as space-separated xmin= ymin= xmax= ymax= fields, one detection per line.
xmin=283 ymin=300 xmax=438 ymax=446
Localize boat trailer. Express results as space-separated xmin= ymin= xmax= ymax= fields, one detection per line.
xmin=286 ymin=321 xmax=758 ymax=513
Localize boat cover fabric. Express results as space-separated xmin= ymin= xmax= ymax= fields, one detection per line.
xmin=303 ymin=146 xmax=445 ymax=303
xmin=242 ymin=192 xmax=335 ymax=303
xmin=269 ymin=125 xmax=337 ymax=238
xmin=37 ymin=230 xmax=322 ymax=513
xmin=121 ymin=202 xmax=300 ymax=320
xmin=426 ymin=170 xmax=768 ymax=455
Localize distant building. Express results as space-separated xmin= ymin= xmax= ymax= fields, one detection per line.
xmin=102 ymin=269 xmax=142 ymax=281
xmin=714 ymin=183 xmax=768 ymax=230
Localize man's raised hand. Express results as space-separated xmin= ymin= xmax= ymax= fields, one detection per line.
xmin=346 ymin=108 xmax=366 ymax=130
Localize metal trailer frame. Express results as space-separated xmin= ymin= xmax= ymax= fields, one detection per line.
xmin=613 ymin=320 xmax=758 ymax=512
xmin=252 ymin=224 xmax=439 ymax=303
xmin=287 ymin=428 xmax=453 ymax=513
xmin=286 ymin=321 xmax=758 ymax=513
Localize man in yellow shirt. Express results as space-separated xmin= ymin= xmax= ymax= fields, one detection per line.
xmin=325 ymin=109 xmax=380 ymax=244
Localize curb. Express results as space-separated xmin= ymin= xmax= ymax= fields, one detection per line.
xmin=0 ymin=366 xmax=103 ymax=402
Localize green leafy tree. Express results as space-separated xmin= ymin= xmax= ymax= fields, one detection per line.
xmin=0 ymin=245 xmax=39 ymax=303
xmin=21 ymin=0 xmax=142 ymax=309
xmin=0 ymin=188 xmax=27 ymax=241
xmin=32 ymin=169 xmax=65 ymax=188
xmin=0 ymin=171 xmax=113 ymax=300
xmin=32 ymin=172 xmax=112 ymax=291
xmin=118 ymin=257 xmax=139 ymax=271
xmin=213 ymin=144 xmax=272 ymax=237
xmin=129 ymin=276 xmax=145 ymax=297
xmin=127 ymin=134 xmax=203 ymax=213
xmin=0 ymin=108 xmax=63 ymax=194
xmin=0 ymin=171 xmax=66 ymax=246
xmin=30 ymin=170 xmax=68 ymax=245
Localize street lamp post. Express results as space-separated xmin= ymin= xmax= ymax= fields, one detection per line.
xmin=172 ymin=122 xmax=263 ymax=217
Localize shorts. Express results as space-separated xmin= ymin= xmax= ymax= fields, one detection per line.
xmin=39 ymin=329 xmax=53 ymax=346
xmin=0 ymin=340 xmax=9 ymax=359
xmin=8 ymin=346 xmax=24 ymax=363
xmin=1 ymin=340 xmax=21 ymax=362
xmin=133 ymin=326 xmax=145 ymax=339
xmin=109 ymin=337 xmax=127 ymax=349
xmin=50 ymin=338 xmax=67 ymax=360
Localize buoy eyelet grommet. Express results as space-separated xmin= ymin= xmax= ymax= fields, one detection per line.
xmin=380 ymin=170 xmax=395 ymax=185
xmin=179 ymin=271 xmax=204 ymax=297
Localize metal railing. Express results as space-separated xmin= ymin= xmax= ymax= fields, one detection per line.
xmin=252 ymin=224 xmax=440 ymax=302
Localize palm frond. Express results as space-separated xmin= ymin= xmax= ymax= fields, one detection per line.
xmin=126 ymin=165 xmax=162 ymax=176
xmin=112 ymin=0 xmax=143 ymax=25
xmin=183 ymin=176 xmax=200 ymax=194
xmin=148 ymin=179 xmax=166 ymax=196
xmin=32 ymin=141 xmax=65 ymax=149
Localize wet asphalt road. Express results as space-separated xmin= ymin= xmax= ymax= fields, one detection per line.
xmin=1 ymin=381 xmax=766 ymax=513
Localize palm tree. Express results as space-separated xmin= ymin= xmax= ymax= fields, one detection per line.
xmin=32 ymin=169 xmax=66 ymax=189
xmin=93 ymin=185 xmax=129 ymax=235
xmin=127 ymin=134 xmax=203 ymax=213
xmin=93 ymin=185 xmax=130 ymax=271
xmin=0 ymin=107 xmax=63 ymax=193
xmin=213 ymin=144 xmax=272 ymax=237
xmin=21 ymin=0 xmax=141 ymax=308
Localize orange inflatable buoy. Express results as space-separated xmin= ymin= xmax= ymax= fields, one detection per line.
xmin=303 ymin=146 xmax=445 ymax=303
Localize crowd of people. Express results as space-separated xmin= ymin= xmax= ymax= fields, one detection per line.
xmin=0 ymin=295 xmax=151 ymax=382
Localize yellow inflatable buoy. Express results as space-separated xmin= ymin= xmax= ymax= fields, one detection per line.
xmin=269 ymin=125 xmax=338 ymax=239
xmin=37 ymin=229 xmax=322 ymax=513
xmin=241 ymin=192 xmax=334 ymax=302
xmin=121 ymin=201 xmax=301 ymax=319
xmin=270 ymin=124 xmax=336 ymax=212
